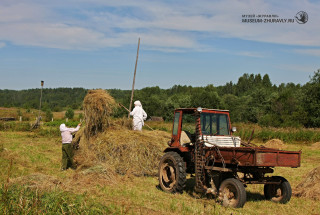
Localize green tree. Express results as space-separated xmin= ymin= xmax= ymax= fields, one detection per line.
xmin=262 ymin=74 xmax=272 ymax=88
xmin=45 ymin=109 xmax=53 ymax=122
xmin=303 ymin=69 xmax=320 ymax=127
xmin=65 ymin=108 xmax=74 ymax=119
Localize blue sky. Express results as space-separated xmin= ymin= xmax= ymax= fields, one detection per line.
xmin=0 ymin=0 xmax=319 ymax=90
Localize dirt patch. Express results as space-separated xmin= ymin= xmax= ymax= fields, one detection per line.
xmin=264 ymin=139 xmax=287 ymax=150
xmin=293 ymin=166 xmax=320 ymax=200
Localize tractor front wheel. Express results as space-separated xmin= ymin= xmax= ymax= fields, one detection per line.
xmin=264 ymin=176 xmax=292 ymax=204
xmin=158 ymin=151 xmax=186 ymax=193
xmin=218 ymin=178 xmax=246 ymax=208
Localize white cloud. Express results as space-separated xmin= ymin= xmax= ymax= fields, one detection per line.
xmin=0 ymin=0 xmax=319 ymax=51
xmin=294 ymin=49 xmax=320 ymax=57
xmin=277 ymin=64 xmax=318 ymax=74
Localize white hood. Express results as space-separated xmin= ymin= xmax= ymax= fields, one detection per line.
xmin=60 ymin=124 xmax=67 ymax=132
xmin=134 ymin=100 xmax=142 ymax=107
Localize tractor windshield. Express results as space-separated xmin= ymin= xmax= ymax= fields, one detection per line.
xmin=200 ymin=113 xmax=230 ymax=135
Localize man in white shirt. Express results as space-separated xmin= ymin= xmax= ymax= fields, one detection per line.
xmin=60 ymin=123 xmax=81 ymax=170
xmin=130 ymin=100 xmax=147 ymax=131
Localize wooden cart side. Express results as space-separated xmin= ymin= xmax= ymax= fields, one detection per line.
xmin=204 ymin=147 xmax=301 ymax=168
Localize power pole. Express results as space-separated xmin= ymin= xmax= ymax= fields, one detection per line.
xmin=32 ymin=80 xmax=44 ymax=129
xmin=128 ymin=38 xmax=140 ymax=118
xmin=38 ymin=80 xmax=44 ymax=121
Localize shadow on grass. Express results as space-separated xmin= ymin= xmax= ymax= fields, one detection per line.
xmin=246 ymin=191 xmax=265 ymax=202
xmin=184 ymin=177 xmax=265 ymax=202
xmin=156 ymin=176 xmax=266 ymax=203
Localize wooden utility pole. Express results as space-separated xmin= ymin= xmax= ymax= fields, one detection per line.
xmin=128 ymin=38 xmax=140 ymax=118
xmin=38 ymin=80 xmax=44 ymax=121
xmin=32 ymin=80 xmax=44 ymax=129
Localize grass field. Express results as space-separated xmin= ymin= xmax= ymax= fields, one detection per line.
xmin=1 ymin=120 xmax=320 ymax=215
xmin=0 ymin=107 xmax=83 ymax=121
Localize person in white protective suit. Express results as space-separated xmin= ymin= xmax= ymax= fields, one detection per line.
xmin=130 ymin=100 xmax=147 ymax=131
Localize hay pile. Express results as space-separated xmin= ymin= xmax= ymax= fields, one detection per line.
xmin=264 ymin=139 xmax=287 ymax=150
xmin=294 ymin=166 xmax=320 ymax=200
xmin=83 ymin=89 xmax=117 ymax=138
xmin=311 ymin=142 xmax=320 ymax=150
xmin=73 ymin=89 xmax=170 ymax=178
xmin=75 ymin=129 xmax=170 ymax=177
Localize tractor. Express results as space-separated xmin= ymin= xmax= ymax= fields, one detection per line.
xmin=158 ymin=107 xmax=301 ymax=208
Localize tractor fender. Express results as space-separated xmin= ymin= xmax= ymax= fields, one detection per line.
xmin=164 ymin=146 xmax=189 ymax=154
xmin=164 ymin=147 xmax=182 ymax=154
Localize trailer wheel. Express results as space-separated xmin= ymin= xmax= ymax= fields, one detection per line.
xmin=158 ymin=151 xmax=186 ymax=193
xmin=264 ymin=176 xmax=292 ymax=204
xmin=218 ymin=178 xmax=246 ymax=208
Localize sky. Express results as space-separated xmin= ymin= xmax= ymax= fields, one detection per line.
xmin=0 ymin=0 xmax=319 ymax=90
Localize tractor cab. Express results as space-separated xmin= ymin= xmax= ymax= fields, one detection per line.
xmin=168 ymin=108 xmax=240 ymax=151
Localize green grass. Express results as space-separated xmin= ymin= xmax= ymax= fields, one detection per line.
xmin=1 ymin=126 xmax=320 ymax=214
xmin=0 ymin=185 xmax=118 ymax=214
xmin=235 ymin=123 xmax=320 ymax=143
xmin=0 ymin=121 xmax=31 ymax=131
xmin=44 ymin=120 xmax=80 ymax=127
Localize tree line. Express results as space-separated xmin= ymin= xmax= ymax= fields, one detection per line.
xmin=1 ymin=70 xmax=320 ymax=128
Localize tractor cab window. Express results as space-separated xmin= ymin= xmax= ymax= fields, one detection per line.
xmin=172 ymin=112 xmax=180 ymax=136
xmin=180 ymin=113 xmax=196 ymax=144
xmin=181 ymin=114 xmax=195 ymax=134
xmin=200 ymin=113 xmax=230 ymax=135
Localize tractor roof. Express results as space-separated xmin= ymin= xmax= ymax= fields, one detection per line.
xmin=175 ymin=108 xmax=230 ymax=114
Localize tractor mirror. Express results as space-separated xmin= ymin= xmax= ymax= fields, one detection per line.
xmin=231 ymin=127 xmax=237 ymax=132
xmin=196 ymin=107 xmax=202 ymax=113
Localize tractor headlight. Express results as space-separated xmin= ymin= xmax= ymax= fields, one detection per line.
xmin=196 ymin=107 xmax=202 ymax=113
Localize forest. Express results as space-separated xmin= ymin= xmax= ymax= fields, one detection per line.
xmin=1 ymin=70 xmax=320 ymax=128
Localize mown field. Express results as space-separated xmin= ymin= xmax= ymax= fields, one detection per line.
xmin=1 ymin=108 xmax=320 ymax=214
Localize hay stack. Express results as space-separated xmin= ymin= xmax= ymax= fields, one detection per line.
xmin=93 ymin=130 xmax=170 ymax=176
xmin=294 ymin=166 xmax=320 ymax=200
xmin=83 ymin=89 xmax=117 ymax=138
xmin=73 ymin=89 xmax=170 ymax=178
xmin=264 ymin=139 xmax=286 ymax=150
xmin=74 ymin=129 xmax=170 ymax=177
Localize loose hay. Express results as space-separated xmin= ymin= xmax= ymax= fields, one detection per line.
xmin=264 ymin=139 xmax=287 ymax=150
xmin=10 ymin=170 xmax=117 ymax=194
xmin=293 ymin=166 xmax=320 ymax=200
xmin=111 ymin=117 xmax=133 ymax=130
xmin=83 ymin=89 xmax=117 ymax=138
xmin=74 ymin=90 xmax=170 ymax=178
xmin=75 ymin=129 xmax=170 ymax=177
xmin=311 ymin=142 xmax=320 ymax=150
xmin=10 ymin=173 xmax=62 ymax=191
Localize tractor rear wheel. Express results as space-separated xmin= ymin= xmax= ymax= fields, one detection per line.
xmin=264 ymin=176 xmax=292 ymax=204
xmin=158 ymin=151 xmax=186 ymax=193
xmin=218 ymin=178 xmax=246 ymax=208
